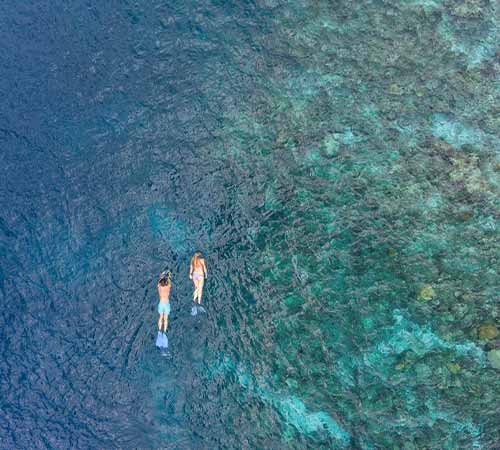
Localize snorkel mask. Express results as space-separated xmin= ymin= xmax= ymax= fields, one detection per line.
xmin=159 ymin=270 xmax=172 ymax=283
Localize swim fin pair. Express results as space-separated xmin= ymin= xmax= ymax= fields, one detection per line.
xmin=155 ymin=331 xmax=168 ymax=349
xmin=191 ymin=305 xmax=206 ymax=316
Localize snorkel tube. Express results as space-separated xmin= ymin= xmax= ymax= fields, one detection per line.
xmin=158 ymin=270 xmax=172 ymax=284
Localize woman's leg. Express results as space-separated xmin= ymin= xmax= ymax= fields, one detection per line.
xmin=192 ymin=278 xmax=198 ymax=302
xmin=197 ymin=278 xmax=205 ymax=304
xmin=158 ymin=313 xmax=163 ymax=331
xmin=193 ymin=278 xmax=202 ymax=302
xmin=163 ymin=314 xmax=169 ymax=332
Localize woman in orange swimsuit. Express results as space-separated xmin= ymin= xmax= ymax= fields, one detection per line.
xmin=189 ymin=251 xmax=207 ymax=305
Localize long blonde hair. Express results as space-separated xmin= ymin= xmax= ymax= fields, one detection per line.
xmin=191 ymin=251 xmax=202 ymax=269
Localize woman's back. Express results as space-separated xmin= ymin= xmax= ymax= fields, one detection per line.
xmin=191 ymin=254 xmax=205 ymax=274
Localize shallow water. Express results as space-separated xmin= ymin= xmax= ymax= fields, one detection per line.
xmin=1 ymin=0 xmax=499 ymax=448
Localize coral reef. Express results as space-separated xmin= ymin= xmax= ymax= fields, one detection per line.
xmin=199 ymin=0 xmax=500 ymax=447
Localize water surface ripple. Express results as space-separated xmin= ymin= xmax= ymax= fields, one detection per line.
xmin=1 ymin=0 xmax=499 ymax=449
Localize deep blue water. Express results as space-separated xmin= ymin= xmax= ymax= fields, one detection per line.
xmin=1 ymin=1 xmax=499 ymax=449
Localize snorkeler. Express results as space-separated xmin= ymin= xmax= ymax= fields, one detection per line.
xmin=156 ymin=270 xmax=171 ymax=349
xmin=189 ymin=252 xmax=207 ymax=313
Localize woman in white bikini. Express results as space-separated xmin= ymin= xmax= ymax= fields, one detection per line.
xmin=189 ymin=251 xmax=207 ymax=306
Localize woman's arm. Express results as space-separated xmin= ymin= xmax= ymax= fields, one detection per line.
xmin=202 ymin=259 xmax=208 ymax=277
xmin=189 ymin=261 xmax=193 ymax=279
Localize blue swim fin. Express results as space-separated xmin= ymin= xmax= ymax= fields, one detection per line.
xmin=197 ymin=306 xmax=206 ymax=313
xmin=191 ymin=305 xmax=198 ymax=316
xmin=161 ymin=333 xmax=169 ymax=349
xmin=155 ymin=331 xmax=163 ymax=348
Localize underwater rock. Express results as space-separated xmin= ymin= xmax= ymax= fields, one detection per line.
xmin=450 ymin=303 xmax=468 ymax=319
xmin=402 ymin=441 xmax=417 ymax=450
xmin=209 ymin=356 xmax=351 ymax=446
xmin=388 ymin=83 xmax=404 ymax=96
xmin=478 ymin=323 xmax=499 ymax=340
xmin=363 ymin=310 xmax=486 ymax=382
xmin=418 ymin=284 xmax=436 ymax=301
xmin=487 ymin=349 xmax=500 ymax=369
xmin=284 ymin=294 xmax=305 ymax=313
xmin=449 ymin=155 xmax=487 ymax=194
xmin=447 ymin=363 xmax=461 ymax=374
xmin=432 ymin=138 xmax=455 ymax=155
xmin=456 ymin=209 xmax=474 ymax=222
xmin=448 ymin=0 xmax=487 ymax=18
xmin=438 ymin=12 xmax=498 ymax=66
xmin=271 ymin=395 xmax=351 ymax=445
xmin=322 ymin=135 xmax=340 ymax=157
xmin=395 ymin=360 xmax=410 ymax=371
xmin=387 ymin=248 xmax=397 ymax=257
xmin=415 ymin=362 xmax=432 ymax=380
xmin=414 ymin=88 xmax=425 ymax=97
xmin=461 ymin=292 xmax=477 ymax=302
xmin=431 ymin=113 xmax=494 ymax=149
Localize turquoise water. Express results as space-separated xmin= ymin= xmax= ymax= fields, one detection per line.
xmin=0 ymin=0 xmax=499 ymax=448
